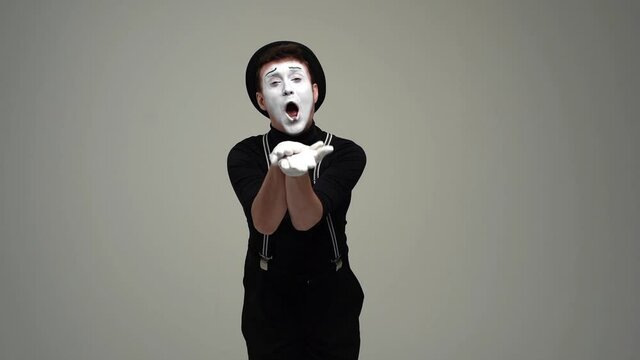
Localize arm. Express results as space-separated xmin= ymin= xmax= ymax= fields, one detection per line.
xmin=251 ymin=164 xmax=287 ymax=235
xmin=248 ymin=140 xmax=312 ymax=234
xmin=312 ymin=141 xmax=366 ymax=216
xmin=285 ymin=175 xmax=324 ymax=231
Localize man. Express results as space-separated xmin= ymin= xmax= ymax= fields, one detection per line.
xmin=227 ymin=41 xmax=366 ymax=360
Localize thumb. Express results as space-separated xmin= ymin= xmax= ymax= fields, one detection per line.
xmin=269 ymin=153 xmax=279 ymax=165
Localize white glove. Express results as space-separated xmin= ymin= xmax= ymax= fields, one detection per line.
xmin=269 ymin=141 xmax=309 ymax=165
xmin=278 ymin=141 xmax=334 ymax=177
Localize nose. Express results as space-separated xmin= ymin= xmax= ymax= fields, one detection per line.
xmin=282 ymin=80 xmax=294 ymax=96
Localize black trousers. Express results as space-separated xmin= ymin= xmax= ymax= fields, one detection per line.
xmin=241 ymin=255 xmax=364 ymax=360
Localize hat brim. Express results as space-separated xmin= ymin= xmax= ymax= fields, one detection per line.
xmin=245 ymin=41 xmax=326 ymax=118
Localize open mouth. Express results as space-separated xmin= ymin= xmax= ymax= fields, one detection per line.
xmin=285 ymin=102 xmax=299 ymax=120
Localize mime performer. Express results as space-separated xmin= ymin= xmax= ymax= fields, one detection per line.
xmin=227 ymin=40 xmax=367 ymax=360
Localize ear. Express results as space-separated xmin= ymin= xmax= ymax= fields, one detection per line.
xmin=256 ymin=92 xmax=267 ymax=111
xmin=312 ymin=83 xmax=319 ymax=104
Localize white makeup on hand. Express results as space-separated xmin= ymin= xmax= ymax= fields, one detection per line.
xmin=258 ymin=60 xmax=317 ymax=135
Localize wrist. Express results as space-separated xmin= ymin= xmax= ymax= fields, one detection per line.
xmin=267 ymin=163 xmax=286 ymax=178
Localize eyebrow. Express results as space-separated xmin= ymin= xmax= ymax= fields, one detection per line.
xmin=288 ymin=66 xmax=302 ymax=70
xmin=265 ymin=67 xmax=277 ymax=77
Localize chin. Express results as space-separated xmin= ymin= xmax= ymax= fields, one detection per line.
xmin=282 ymin=120 xmax=309 ymax=135
xmin=284 ymin=126 xmax=304 ymax=135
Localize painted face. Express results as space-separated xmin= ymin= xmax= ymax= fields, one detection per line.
xmin=257 ymin=60 xmax=318 ymax=135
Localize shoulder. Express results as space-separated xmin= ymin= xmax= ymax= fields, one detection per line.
xmin=321 ymin=132 xmax=367 ymax=172
xmin=227 ymin=135 xmax=266 ymax=166
xmin=229 ymin=134 xmax=263 ymax=152
xmin=326 ymin=133 xmax=366 ymax=158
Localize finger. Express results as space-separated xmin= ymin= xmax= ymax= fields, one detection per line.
xmin=310 ymin=141 xmax=324 ymax=150
xmin=271 ymin=151 xmax=285 ymax=162
xmin=315 ymin=145 xmax=334 ymax=160
xmin=278 ymin=158 xmax=290 ymax=170
xmin=287 ymin=156 xmax=302 ymax=171
xmin=287 ymin=155 xmax=308 ymax=172
xmin=291 ymin=143 xmax=308 ymax=154
xmin=272 ymin=141 xmax=294 ymax=156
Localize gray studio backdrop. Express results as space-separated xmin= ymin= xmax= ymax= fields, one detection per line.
xmin=1 ymin=1 xmax=638 ymax=359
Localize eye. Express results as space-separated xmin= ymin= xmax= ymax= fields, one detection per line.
xmin=291 ymin=77 xmax=302 ymax=83
xmin=269 ymin=80 xmax=281 ymax=87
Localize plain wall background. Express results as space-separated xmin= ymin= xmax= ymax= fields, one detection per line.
xmin=1 ymin=0 xmax=638 ymax=359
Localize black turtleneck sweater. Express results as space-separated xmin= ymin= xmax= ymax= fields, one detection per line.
xmin=227 ymin=123 xmax=366 ymax=276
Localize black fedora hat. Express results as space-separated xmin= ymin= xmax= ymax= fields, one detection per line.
xmin=245 ymin=41 xmax=326 ymax=118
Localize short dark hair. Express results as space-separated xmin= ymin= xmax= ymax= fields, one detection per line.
xmin=254 ymin=43 xmax=314 ymax=92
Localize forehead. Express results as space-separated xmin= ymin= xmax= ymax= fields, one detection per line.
xmin=259 ymin=59 xmax=311 ymax=78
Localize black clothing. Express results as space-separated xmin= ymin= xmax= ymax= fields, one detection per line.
xmin=227 ymin=123 xmax=366 ymax=360
xmin=241 ymin=252 xmax=364 ymax=360
xmin=227 ymin=123 xmax=366 ymax=276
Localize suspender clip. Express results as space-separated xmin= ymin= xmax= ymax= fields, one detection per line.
xmin=259 ymin=255 xmax=272 ymax=271
xmin=332 ymin=257 xmax=343 ymax=271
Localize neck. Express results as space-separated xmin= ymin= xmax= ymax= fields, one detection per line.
xmin=269 ymin=121 xmax=320 ymax=145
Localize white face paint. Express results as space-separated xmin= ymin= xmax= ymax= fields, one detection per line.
xmin=258 ymin=60 xmax=318 ymax=135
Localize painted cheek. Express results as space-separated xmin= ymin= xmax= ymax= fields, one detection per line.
xmin=298 ymin=87 xmax=313 ymax=109
xmin=263 ymin=89 xmax=282 ymax=110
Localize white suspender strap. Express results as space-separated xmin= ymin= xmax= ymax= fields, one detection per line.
xmin=313 ymin=133 xmax=342 ymax=271
xmin=312 ymin=132 xmax=331 ymax=184
xmin=260 ymin=134 xmax=272 ymax=271
xmin=313 ymin=132 xmax=332 ymax=184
